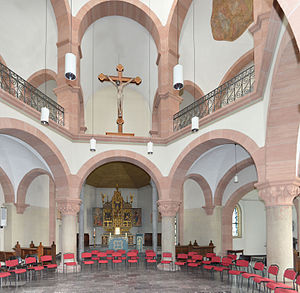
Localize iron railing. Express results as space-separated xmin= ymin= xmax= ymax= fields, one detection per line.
xmin=0 ymin=62 xmax=64 ymax=126
xmin=173 ymin=65 xmax=255 ymax=131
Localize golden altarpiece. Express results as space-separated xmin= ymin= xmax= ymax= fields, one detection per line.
xmin=101 ymin=187 xmax=135 ymax=245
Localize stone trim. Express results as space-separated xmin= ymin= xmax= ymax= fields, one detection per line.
xmin=157 ymin=200 xmax=181 ymax=217
xmin=56 ymin=198 xmax=81 ymax=216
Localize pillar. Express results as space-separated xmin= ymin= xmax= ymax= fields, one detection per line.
xmin=257 ymin=183 xmax=299 ymax=279
xmin=158 ymin=200 xmax=181 ymax=259
xmin=56 ymin=198 xmax=81 ymax=260
xmin=79 ymin=182 xmax=85 ymax=261
xmin=150 ymin=179 xmax=158 ymax=253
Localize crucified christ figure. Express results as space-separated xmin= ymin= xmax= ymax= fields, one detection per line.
xmin=107 ymin=76 xmax=134 ymax=118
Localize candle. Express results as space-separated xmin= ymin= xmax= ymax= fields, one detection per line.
xmin=93 ymin=228 xmax=96 ymax=237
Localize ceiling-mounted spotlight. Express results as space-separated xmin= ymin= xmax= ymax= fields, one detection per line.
xmin=191 ymin=116 xmax=199 ymax=132
xmin=90 ymin=137 xmax=96 ymax=152
xmin=65 ymin=53 xmax=76 ymax=80
xmin=234 ymin=174 xmax=239 ymax=183
xmin=234 ymin=143 xmax=238 ymax=183
xmin=41 ymin=107 xmax=49 ymax=125
xmin=173 ymin=64 xmax=183 ymax=90
xmin=147 ymin=141 xmax=153 ymax=155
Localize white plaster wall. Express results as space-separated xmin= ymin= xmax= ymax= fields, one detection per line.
xmin=0 ymin=185 xmax=4 ymax=250
xmin=292 ymin=205 xmax=297 ymax=240
xmin=180 ymin=91 xmax=195 ymax=110
xmin=70 ymin=0 xmax=171 ymax=26
xmin=0 ymin=0 xmax=57 ymax=79
xmin=222 ymin=165 xmax=258 ymax=206
xmin=25 ymin=175 xmax=49 ymax=208
xmin=183 ymin=179 xmax=205 ymax=209
xmin=80 ymin=16 xmax=158 ymax=108
xmin=296 ymin=124 xmax=300 ymax=177
xmin=233 ymin=190 xmax=266 ymax=255
xmin=179 ymin=0 xmax=253 ymax=94
xmin=188 ymin=144 xmax=251 ymax=196
xmin=85 ymin=86 xmax=150 ymax=136
xmin=37 ymin=80 xmax=57 ymax=102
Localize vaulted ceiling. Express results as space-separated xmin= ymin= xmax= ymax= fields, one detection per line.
xmin=86 ymin=162 xmax=150 ymax=188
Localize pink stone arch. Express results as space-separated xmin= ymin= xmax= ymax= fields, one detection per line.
xmin=183 ymin=80 xmax=205 ymax=100
xmin=214 ymin=157 xmax=255 ymax=206
xmin=0 ymin=167 xmax=14 ymax=203
xmin=74 ymin=150 xmax=165 ymax=200
xmin=27 ymin=69 xmax=57 ymax=89
xmin=76 ymin=0 xmax=163 ymax=52
xmin=184 ymin=173 xmax=213 ymax=215
xmin=222 ymin=181 xmax=256 ymax=254
xmin=0 ymin=118 xmax=71 ymax=199
xmin=168 ymin=130 xmax=263 ymax=202
xmin=0 ymin=55 xmax=6 ymax=66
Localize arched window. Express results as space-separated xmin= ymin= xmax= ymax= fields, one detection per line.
xmin=232 ymin=204 xmax=242 ymax=238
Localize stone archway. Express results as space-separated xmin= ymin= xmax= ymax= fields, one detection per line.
xmin=0 ymin=166 xmax=14 ymax=203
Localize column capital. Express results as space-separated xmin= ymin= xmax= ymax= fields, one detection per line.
xmin=157 ymin=200 xmax=181 ymax=217
xmin=14 ymin=203 xmax=29 ymax=214
xmin=56 ymin=198 xmax=81 ymax=216
xmin=255 ymin=181 xmax=300 ymax=207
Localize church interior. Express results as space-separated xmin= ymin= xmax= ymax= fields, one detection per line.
xmin=0 ymin=0 xmax=300 ymax=292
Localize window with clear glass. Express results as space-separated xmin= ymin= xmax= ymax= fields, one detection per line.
xmin=232 ymin=204 xmax=242 ymax=237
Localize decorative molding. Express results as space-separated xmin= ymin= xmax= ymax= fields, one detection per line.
xmin=56 ymin=198 xmax=81 ymax=216
xmin=249 ymin=12 xmax=271 ymax=34
xmin=14 ymin=203 xmax=30 ymax=214
xmin=202 ymin=205 xmax=215 ymax=215
xmin=157 ymin=200 xmax=181 ymax=217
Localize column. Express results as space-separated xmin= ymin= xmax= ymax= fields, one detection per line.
xmin=150 ymin=179 xmax=158 ymax=253
xmin=257 ymin=183 xmax=299 ymax=279
xmin=79 ymin=182 xmax=85 ymax=261
xmin=56 ymin=198 xmax=81 ymax=261
xmin=158 ymin=200 xmax=181 ymax=259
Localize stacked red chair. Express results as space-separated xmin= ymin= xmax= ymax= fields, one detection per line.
xmin=97 ymin=252 xmax=109 ymax=270
xmin=253 ymin=264 xmax=279 ymax=292
xmin=160 ymin=252 xmax=173 ymax=270
xmin=40 ymin=255 xmax=57 ymax=274
xmin=25 ymin=256 xmax=44 ymax=280
xmin=127 ymin=251 xmax=138 ymax=269
xmin=5 ymin=259 xmax=27 ymax=286
xmin=174 ymin=253 xmax=188 ymax=271
xmin=228 ymin=259 xmax=249 ymax=285
xmin=266 ymin=268 xmax=297 ymax=292
xmin=81 ymin=252 xmax=94 ymax=272
xmin=213 ymin=257 xmax=233 ymax=281
xmin=241 ymin=261 xmax=265 ymax=290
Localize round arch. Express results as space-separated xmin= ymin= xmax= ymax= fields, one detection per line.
xmin=168 ymin=129 xmax=263 ymax=202
xmin=74 ymin=150 xmax=165 ymax=200
xmin=183 ymin=80 xmax=205 ymax=100
xmin=0 ymin=166 xmax=14 ymax=203
xmin=27 ymin=69 xmax=57 ymax=89
xmin=76 ymin=0 xmax=163 ymax=52
xmin=0 ymin=118 xmax=71 ymax=199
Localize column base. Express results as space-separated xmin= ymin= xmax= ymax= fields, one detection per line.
xmin=157 ymin=263 xmax=180 ymax=271
xmin=57 ymin=263 xmax=81 ymax=274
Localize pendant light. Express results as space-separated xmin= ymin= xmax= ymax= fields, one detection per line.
xmin=234 ymin=144 xmax=239 ymax=183
xmin=90 ymin=22 xmax=96 ymax=151
xmin=173 ymin=1 xmax=183 ymax=90
xmin=191 ymin=0 xmax=199 ymax=131
xmin=147 ymin=0 xmax=153 ymax=155
xmin=65 ymin=0 xmax=76 ymax=80
xmin=41 ymin=0 xmax=49 ymax=125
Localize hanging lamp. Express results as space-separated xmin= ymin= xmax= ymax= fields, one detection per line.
xmin=65 ymin=0 xmax=76 ymax=80
xmin=90 ymin=22 xmax=96 ymax=151
xmin=234 ymin=144 xmax=239 ymax=183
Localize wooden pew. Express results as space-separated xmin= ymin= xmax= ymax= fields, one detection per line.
xmin=176 ymin=240 xmax=215 ymax=257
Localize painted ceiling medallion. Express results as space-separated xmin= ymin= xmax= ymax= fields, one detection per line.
xmin=211 ymin=0 xmax=253 ymax=41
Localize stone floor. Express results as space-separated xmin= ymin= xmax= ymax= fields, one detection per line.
xmin=0 ymin=265 xmax=262 ymax=293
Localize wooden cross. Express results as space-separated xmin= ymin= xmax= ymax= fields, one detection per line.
xmin=98 ymin=64 xmax=142 ymax=135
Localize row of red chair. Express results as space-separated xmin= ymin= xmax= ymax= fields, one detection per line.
xmin=0 ymin=255 xmax=57 ymax=287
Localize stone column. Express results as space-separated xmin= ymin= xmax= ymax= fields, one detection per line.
xmin=158 ymin=200 xmax=181 ymax=259
xmin=56 ymin=198 xmax=81 ymax=261
xmin=150 ymin=180 xmax=158 ymax=253
xmin=257 ymin=183 xmax=299 ymax=280
xmin=79 ymin=182 xmax=85 ymax=261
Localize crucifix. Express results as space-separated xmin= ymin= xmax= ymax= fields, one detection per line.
xmin=98 ymin=64 xmax=142 ymax=135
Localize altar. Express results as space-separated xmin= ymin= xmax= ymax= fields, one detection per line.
xmin=108 ymin=237 xmax=128 ymax=251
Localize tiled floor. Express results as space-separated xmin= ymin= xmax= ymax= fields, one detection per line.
xmin=0 ymin=266 xmax=258 ymax=293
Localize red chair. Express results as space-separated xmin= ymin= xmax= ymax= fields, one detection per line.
xmin=213 ymin=257 xmax=233 ymax=281
xmin=175 ymin=253 xmax=188 ymax=270
xmin=129 ymin=250 xmax=139 ymax=262
xmin=145 ymin=251 xmax=157 ymax=269
xmin=266 ymin=268 xmax=297 ymax=292
xmin=97 ymin=252 xmax=109 ymax=270
xmin=25 ymin=256 xmax=44 ymax=280
xmin=5 ymin=259 xmax=26 ymax=286
xmin=187 ymin=254 xmax=203 ymax=272
xmin=106 ymin=249 xmax=114 ymax=262
xmin=41 ymin=255 xmax=57 ymax=274
xmin=228 ymin=259 xmax=249 ymax=285
xmin=112 ymin=252 xmax=123 ymax=270
xmin=0 ymin=271 xmax=11 ymax=288
xmin=187 ymin=251 xmax=198 ymax=263
xmin=227 ymin=254 xmax=237 ymax=261
xmin=253 ymin=264 xmax=279 ymax=292
xmin=81 ymin=252 xmax=94 ymax=272
xmin=241 ymin=261 xmax=264 ymax=290
xmin=203 ymin=256 xmax=221 ymax=278
xmin=160 ymin=252 xmax=173 ymax=270
xmin=202 ymin=253 xmax=216 ymax=265
xmin=127 ymin=251 xmax=138 ymax=269
xmin=63 ymin=253 xmax=78 ymax=274
xmin=275 ymin=289 xmax=298 ymax=293
xmin=118 ymin=250 xmax=127 ymax=261
xmin=91 ymin=250 xmax=99 ymax=262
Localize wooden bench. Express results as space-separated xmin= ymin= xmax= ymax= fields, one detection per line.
xmin=176 ymin=240 xmax=215 ymax=257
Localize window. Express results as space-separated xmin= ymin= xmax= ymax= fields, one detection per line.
xmin=232 ymin=204 xmax=242 ymax=238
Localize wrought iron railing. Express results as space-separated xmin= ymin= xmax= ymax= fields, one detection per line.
xmin=173 ymin=65 xmax=255 ymax=131
xmin=0 ymin=62 xmax=64 ymax=126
